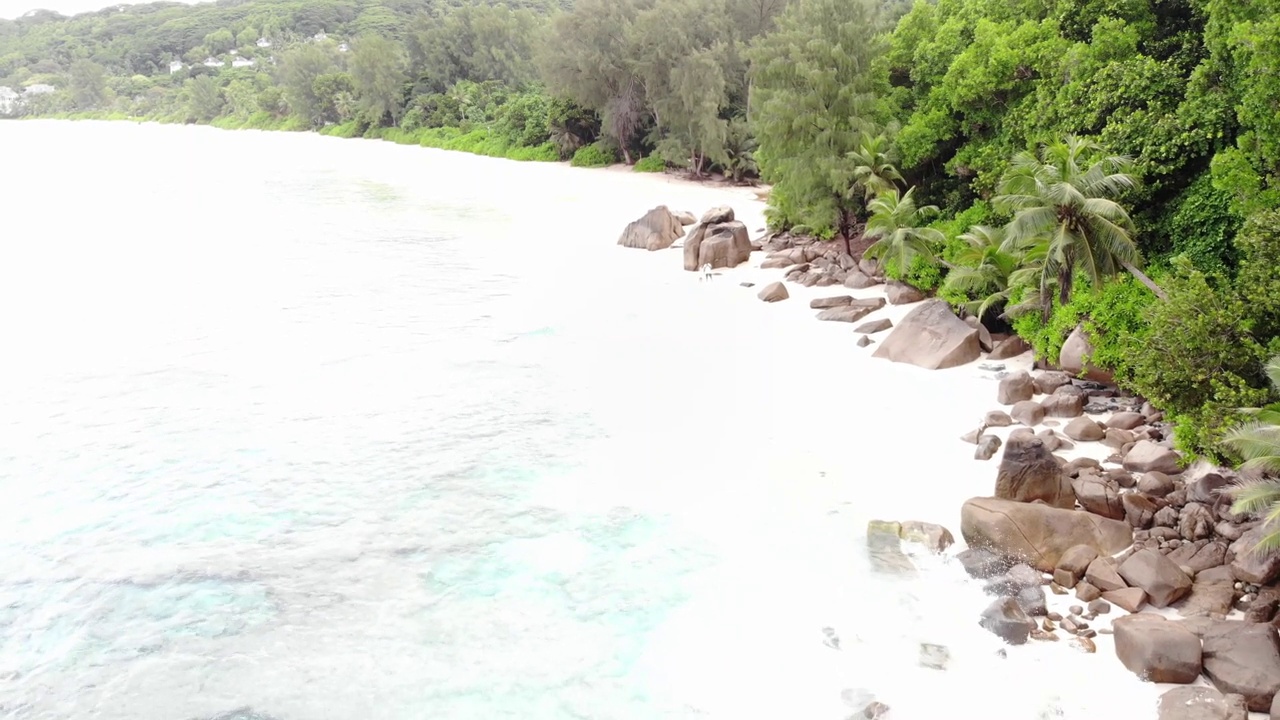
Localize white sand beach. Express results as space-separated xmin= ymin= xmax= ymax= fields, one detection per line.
xmin=544 ymin=163 xmax=1253 ymax=719
xmin=5 ymin=120 xmax=1244 ymax=718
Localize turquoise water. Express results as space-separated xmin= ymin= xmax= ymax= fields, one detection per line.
xmin=0 ymin=121 xmax=1167 ymax=720
xmin=0 ymin=121 xmax=830 ymax=720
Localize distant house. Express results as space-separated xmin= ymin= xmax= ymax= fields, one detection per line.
xmin=231 ymin=57 xmax=256 ymax=68
xmin=337 ymin=42 xmax=350 ymax=53
xmin=312 ymin=30 xmax=327 ymax=42
xmin=203 ymin=57 xmax=225 ymax=68
xmin=23 ymin=84 xmax=55 ymax=96
xmin=169 ymin=60 xmax=184 ymax=74
xmin=0 ymin=86 xmax=19 ymax=115
xmin=229 ymin=49 xmax=238 ymax=56
xmin=256 ymin=37 xmax=271 ymax=48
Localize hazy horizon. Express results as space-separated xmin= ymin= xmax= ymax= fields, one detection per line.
xmin=0 ymin=0 xmax=195 ymax=20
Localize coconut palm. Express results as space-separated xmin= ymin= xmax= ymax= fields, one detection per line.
xmin=863 ymin=187 xmax=945 ymax=276
xmin=847 ymin=133 xmax=904 ymax=203
xmin=1228 ymin=355 xmax=1280 ymax=551
xmin=993 ymin=135 xmax=1166 ymax=319
xmin=940 ymin=225 xmax=1025 ymax=319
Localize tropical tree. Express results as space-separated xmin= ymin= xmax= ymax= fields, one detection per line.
xmin=992 ymin=135 xmax=1166 ymax=319
xmin=940 ymin=224 xmax=1024 ymax=319
xmin=863 ymin=187 xmax=945 ymax=277
xmin=847 ymin=133 xmax=904 ymax=202
xmin=1227 ymin=354 xmax=1280 ymax=551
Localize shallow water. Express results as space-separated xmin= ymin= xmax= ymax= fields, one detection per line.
xmin=0 ymin=121 xmax=1161 ymax=720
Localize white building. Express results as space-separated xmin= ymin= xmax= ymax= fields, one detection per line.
xmin=0 ymin=86 xmax=19 ymax=115
xmin=231 ymin=57 xmax=256 ymax=68
xmin=256 ymin=37 xmax=271 ymax=48
xmin=169 ymin=60 xmax=184 ymax=74
xmin=203 ymin=57 xmax=225 ymax=68
xmin=337 ymin=42 xmax=349 ymax=53
xmin=312 ymin=31 xmax=327 ymax=42
xmin=23 ymin=84 xmax=55 ymax=95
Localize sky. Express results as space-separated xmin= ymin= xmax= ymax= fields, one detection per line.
xmin=0 ymin=0 xmax=195 ymax=20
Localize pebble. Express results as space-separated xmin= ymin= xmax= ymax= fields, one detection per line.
xmin=1072 ymin=637 xmax=1097 ymax=653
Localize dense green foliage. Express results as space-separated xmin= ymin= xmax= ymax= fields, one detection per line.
xmin=5 ymin=0 xmax=1280 ymax=462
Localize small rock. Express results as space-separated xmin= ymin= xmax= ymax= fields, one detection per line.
xmin=857 ymin=335 xmax=874 ymax=348
xmin=854 ymin=318 xmax=893 ymax=334
xmin=975 ymin=434 xmax=1002 ymax=460
xmin=1011 ymin=400 xmax=1045 ymax=426
xmin=1064 ymin=417 xmax=1105 ymax=442
xmin=1075 ymin=581 xmax=1102 ymax=602
xmin=1041 ymin=393 xmax=1085 ymax=418
xmin=998 ymin=371 xmax=1035 ymax=405
xmin=980 ymin=597 xmax=1036 ymax=645
xmin=1072 ymin=636 xmax=1097 ymax=653
xmin=1103 ymin=587 xmax=1148 ymax=612
xmin=919 ymin=643 xmax=949 ymax=670
xmin=1107 ymin=411 xmax=1146 ymax=430
xmin=822 ymin=626 xmax=840 ymax=650
xmin=985 ymin=410 xmax=1013 ymax=427
xmin=757 ymin=281 xmax=788 ymax=303
xmin=1088 ymin=598 xmax=1112 ymax=615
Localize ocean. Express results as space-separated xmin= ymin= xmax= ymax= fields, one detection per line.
xmin=0 ymin=121 xmax=1164 ymax=720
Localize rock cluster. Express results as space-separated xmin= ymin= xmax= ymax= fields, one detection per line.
xmin=682 ymin=206 xmax=753 ymax=271
xmin=956 ymin=367 xmax=1280 ymax=715
xmin=757 ymin=232 xmax=882 ymax=288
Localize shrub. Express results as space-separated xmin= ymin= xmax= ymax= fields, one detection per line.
xmin=570 ymin=143 xmax=618 ymax=168
xmin=884 ymin=254 xmax=943 ymax=291
xmin=1120 ymin=257 xmax=1272 ymax=458
xmin=1157 ymin=172 xmax=1243 ymax=274
xmin=633 ymin=155 xmax=665 ymax=173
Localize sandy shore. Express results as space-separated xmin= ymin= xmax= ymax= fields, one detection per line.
xmin=591 ymin=169 xmax=1265 ymax=718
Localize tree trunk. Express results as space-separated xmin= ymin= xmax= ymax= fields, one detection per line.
xmin=622 ymin=147 xmax=632 ymax=165
xmin=1121 ymin=261 xmax=1169 ymax=301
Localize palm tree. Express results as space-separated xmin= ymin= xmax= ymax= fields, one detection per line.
xmin=1228 ymin=355 xmax=1280 ymax=551
xmin=993 ymin=135 xmax=1166 ymax=319
xmin=940 ymin=225 xmax=1024 ymax=319
xmin=847 ymin=134 xmax=904 ymax=203
xmin=863 ymin=187 xmax=945 ymax=278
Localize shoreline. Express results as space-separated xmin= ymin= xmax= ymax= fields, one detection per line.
xmin=610 ymin=194 xmax=1273 ymax=717
xmin=12 ymin=118 xmax=1271 ymax=717
xmin=4 ymin=113 xmax=768 ymax=196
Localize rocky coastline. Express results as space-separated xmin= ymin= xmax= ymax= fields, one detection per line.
xmin=618 ymin=203 xmax=1280 ymax=720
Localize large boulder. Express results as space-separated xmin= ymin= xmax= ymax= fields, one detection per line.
xmin=1118 ymin=549 xmax=1193 ymax=608
xmin=872 ymin=299 xmax=981 ymax=370
xmin=1072 ymin=476 xmax=1125 ymax=520
xmin=1059 ymin=324 xmax=1115 ymax=383
xmin=960 ymin=497 xmax=1133 ymax=572
xmin=682 ymin=209 xmax=750 ymax=271
xmin=617 ymin=205 xmax=685 ymax=251
xmin=1114 ymin=614 xmax=1203 ymax=684
xmin=1230 ymin=527 xmax=1280 ymax=585
xmin=696 ymin=221 xmax=752 ymax=270
xmin=1202 ymin=622 xmax=1280 ymax=712
xmin=1124 ymin=440 xmax=1182 ymax=474
xmin=994 ymin=435 xmax=1075 ymax=508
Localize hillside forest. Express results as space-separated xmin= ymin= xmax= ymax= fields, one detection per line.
xmin=3 ymin=0 xmax=1280 ymax=466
